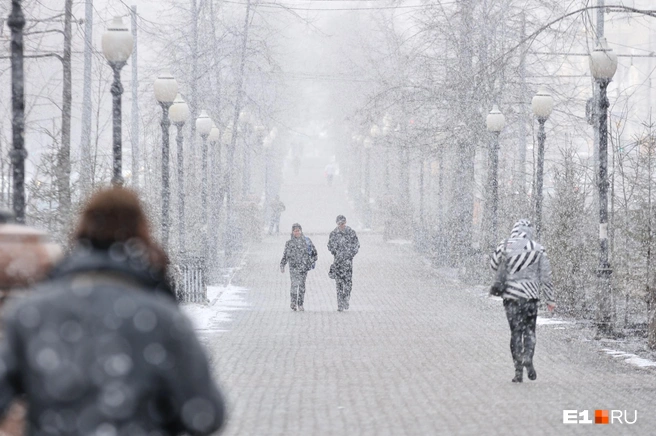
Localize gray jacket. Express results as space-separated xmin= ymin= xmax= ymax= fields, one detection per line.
xmin=0 ymin=246 xmax=225 ymax=435
xmin=490 ymin=221 xmax=555 ymax=304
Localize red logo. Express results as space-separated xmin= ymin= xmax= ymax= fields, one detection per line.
xmin=595 ymin=410 xmax=609 ymax=424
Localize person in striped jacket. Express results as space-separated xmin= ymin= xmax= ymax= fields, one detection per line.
xmin=490 ymin=219 xmax=556 ymax=383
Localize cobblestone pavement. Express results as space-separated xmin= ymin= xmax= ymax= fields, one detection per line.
xmin=202 ymin=157 xmax=656 ymax=435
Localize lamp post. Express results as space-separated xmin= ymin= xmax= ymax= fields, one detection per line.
xmin=221 ymin=122 xmax=236 ymax=258
xmin=209 ymin=123 xmax=221 ymax=205
xmin=380 ymin=115 xmax=393 ymax=240
xmin=590 ymin=37 xmax=618 ymax=335
xmin=153 ymin=70 xmax=178 ymax=250
xmin=382 ymin=115 xmax=392 ymax=195
xmin=169 ymin=93 xmax=189 ymax=252
xmin=239 ymin=110 xmax=251 ymax=197
xmin=363 ymin=135 xmax=373 ymax=229
xmin=486 ymin=105 xmax=506 ymax=244
xmin=370 ymin=124 xmax=381 ymax=230
xmin=197 ymin=110 xmax=213 ymax=235
xmin=209 ymin=123 xmax=221 ymax=190
xmin=351 ymin=135 xmax=362 ymax=206
xmin=435 ymin=131 xmax=447 ymax=262
xmin=531 ymin=89 xmax=554 ymax=239
xmin=8 ymin=0 xmax=26 ymax=222
xmin=102 ymin=16 xmax=134 ymax=186
xmin=262 ymin=132 xmax=273 ymax=226
xmin=208 ymin=123 xmax=221 ymax=268
xmin=254 ymin=124 xmax=266 ymax=201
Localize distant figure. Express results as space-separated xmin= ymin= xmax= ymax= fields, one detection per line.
xmin=327 ymin=215 xmax=360 ymax=311
xmin=269 ymin=195 xmax=286 ymax=235
xmin=292 ymin=155 xmax=301 ymax=176
xmin=490 ymin=219 xmax=556 ymax=383
xmin=324 ymin=162 xmax=335 ymax=186
xmin=0 ymin=187 xmax=226 ymax=435
xmin=280 ymin=223 xmax=317 ymax=311
xmin=242 ymin=197 xmax=263 ymax=242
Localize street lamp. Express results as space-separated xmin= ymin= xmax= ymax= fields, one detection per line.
xmin=531 ymin=89 xmax=553 ymax=238
xmin=169 ymin=93 xmax=189 ymax=252
xmin=352 ymin=134 xmax=364 ymax=207
xmin=486 ymin=104 xmax=506 ymax=244
xmin=380 ymin=115 xmax=393 ymax=239
xmin=239 ymin=110 xmax=252 ymax=197
xmin=220 ymin=121 xmax=237 ymax=258
xmin=262 ymin=131 xmax=273 ymax=227
xmin=382 ymin=115 xmax=392 ymax=189
xmin=589 ymin=37 xmax=618 ymax=335
xmin=8 ymin=0 xmax=27 ymax=222
xmin=209 ymin=123 xmax=221 ymax=205
xmin=197 ymin=110 xmax=213 ymax=235
xmin=102 ymin=16 xmax=134 ymax=186
xmin=370 ymin=124 xmax=382 ymax=230
xmin=209 ymin=123 xmax=221 ymax=201
xmin=153 ymin=70 xmax=178 ymax=250
xmin=221 ymin=122 xmax=234 ymax=206
xmin=363 ymin=135 xmax=373 ymax=229
xmin=208 ymin=123 xmax=221 ymax=267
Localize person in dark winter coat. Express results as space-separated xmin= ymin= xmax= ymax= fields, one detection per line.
xmin=327 ymin=215 xmax=359 ymax=311
xmin=0 ymin=212 xmax=62 ymax=436
xmin=0 ymin=187 xmax=225 ymax=435
xmin=280 ymin=223 xmax=317 ymax=311
xmin=490 ymin=219 xmax=556 ymax=383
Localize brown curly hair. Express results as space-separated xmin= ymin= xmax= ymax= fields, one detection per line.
xmin=73 ymin=187 xmax=168 ymax=271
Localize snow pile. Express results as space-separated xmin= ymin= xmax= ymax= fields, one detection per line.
xmin=182 ymin=285 xmax=249 ymax=333
xmin=536 ymin=317 xmax=573 ymax=326
xmin=602 ymin=348 xmax=656 ymax=369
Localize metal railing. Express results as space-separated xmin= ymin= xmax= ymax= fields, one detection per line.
xmin=174 ymin=256 xmax=207 ymax=303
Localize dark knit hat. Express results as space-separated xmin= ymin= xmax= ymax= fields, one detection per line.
xmin=336 ymin=215 xmax=346 ymax=224
xmin=292 ymin=223 xmax=302 ymax=231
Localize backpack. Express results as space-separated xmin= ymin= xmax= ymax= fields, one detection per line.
xmin=489 ymin=239 xmax=509 ymax=297
xmin=305 ymin=236 xmax=316 ymax=270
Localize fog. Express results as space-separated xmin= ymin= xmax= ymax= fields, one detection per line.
xmin=1 ymin=0 xmax=656 ymax=434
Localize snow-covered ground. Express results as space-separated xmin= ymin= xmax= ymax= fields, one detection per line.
xmin=602 ymin=348 xmax=656 ymax=369
xmin=181 ymin=285 xmax=250 ymax=333
xmin=482 ymin=288 xmax=656 ymax=370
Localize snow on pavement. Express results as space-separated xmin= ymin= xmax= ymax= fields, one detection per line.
xmin=182 ymin=285 xmax=250 ymax=333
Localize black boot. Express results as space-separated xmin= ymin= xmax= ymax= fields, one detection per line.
xmin=513 ymin=368 xmax=524 ymax=383
xmin=525 ymin=360 xmax=537 ymax=381
xmin=512 ymin=364 xmax=523 ymax=383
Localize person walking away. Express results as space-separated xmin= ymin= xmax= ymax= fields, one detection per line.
xmin=280 ymin=223 xmax=317 ymax=311
xmin=269 ymin=195 xmax=286 ymax=235
xmin=490 ymin=219 xmax=556 ymax=383
xmin=0 ymin=187 xmax=225 ymax=435
xmin=292 ymin=155 xmax=301 ymax=176
xmin=324 ymin=162 xmax=335 ymax=186
xmin=328 ymin=215 xmax=359 ymax=311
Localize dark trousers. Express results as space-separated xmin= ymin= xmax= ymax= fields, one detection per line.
xmin=290 ymin=269 xmax=308 ymax=307
xmin=336 ymin=273 xmax=353 ymax=310
xmin=503 ymin=298 xmax=538 ymax=369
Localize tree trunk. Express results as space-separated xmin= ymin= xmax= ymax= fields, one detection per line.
xmin=58 ymin=0 xmax=73 ymax=226
xmin=225 ymin=0 xmax=253 ymax=259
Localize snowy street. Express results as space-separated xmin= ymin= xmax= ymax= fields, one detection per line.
xmin=190 ymin=157 xmax=656 ymax=435
xmin=5 ymin=1 xmax=656 ymax=434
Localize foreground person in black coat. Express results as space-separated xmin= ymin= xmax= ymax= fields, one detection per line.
xmin=327 ymin=215 xmax=360 ymax=311
xmin=0 ymin=187 xmax=225 ymax=436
